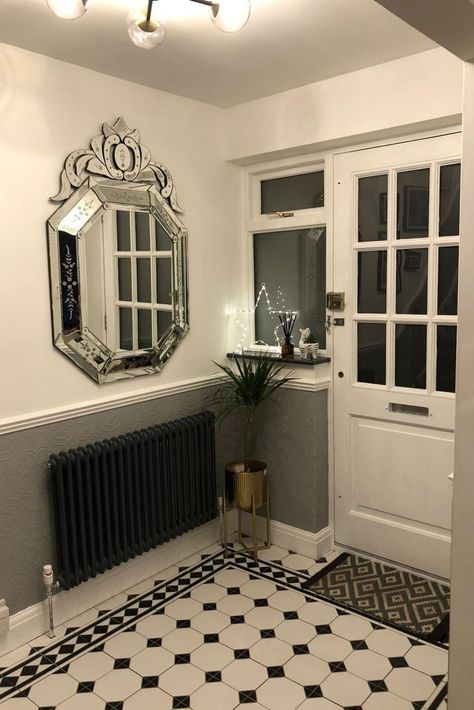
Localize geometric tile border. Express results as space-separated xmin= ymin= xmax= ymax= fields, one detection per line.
xmin=0 ymin=545 xmax=448 ymax=710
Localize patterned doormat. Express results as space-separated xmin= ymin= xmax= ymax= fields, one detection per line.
xmin=303 ymin=552 xmax=450 ymax=643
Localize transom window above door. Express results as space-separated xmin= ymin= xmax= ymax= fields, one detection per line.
xmin=260 ymin=170 xmax=325 ymax=214
xmin=356 ymin=161 xmax=460 ymax=394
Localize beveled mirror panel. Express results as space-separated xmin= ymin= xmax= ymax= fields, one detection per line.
xmin=47 ymin=118 xmax=189 ymax=383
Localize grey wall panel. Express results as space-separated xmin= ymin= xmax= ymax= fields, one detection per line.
xmin=0 ymin=388 xmax=212 ymax=615
xmin=217 ymin=388 xmax=329 ymax=534
xmin=0 ymin=386 xmax=328 ymax=615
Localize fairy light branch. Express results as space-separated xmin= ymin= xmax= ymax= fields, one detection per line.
xmin=228 ymin=283 xmax=298 ymax=352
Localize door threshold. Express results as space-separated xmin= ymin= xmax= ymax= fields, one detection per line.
xmin=333 ymin=542 xmax=450 ymax=585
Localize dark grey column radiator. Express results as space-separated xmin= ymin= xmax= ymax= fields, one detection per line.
xmin=49 ymin=411 xmax=217 ymax=590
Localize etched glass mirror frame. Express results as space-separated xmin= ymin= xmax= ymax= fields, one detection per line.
xmin=47 ymin=118 xmax=189 ymax=383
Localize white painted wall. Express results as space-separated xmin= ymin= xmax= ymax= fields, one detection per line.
xmin=448 ymin=61 xmax=474 ymax=710
xmin=0 ymin=43 xmax=242 ymax=423
xmin=0 ymin=44 xmax=463 ymax=425
xmin=225 ymin=48 xmax=463 ymax=163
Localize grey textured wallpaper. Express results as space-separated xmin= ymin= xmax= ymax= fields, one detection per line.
xmin=0 ymin=386 xmax=328 ymax=615
xmin=254 ymin=389 xmax=328 ymax=533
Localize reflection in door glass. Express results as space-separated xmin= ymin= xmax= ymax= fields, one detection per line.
xmin=358 ymin=175 xmax=388 ymax=242
xmin=135 ymin=212 xmax=150 ymax=251
xmin=137 ymin=309 xmax=152 ymax=349
xmin=439 ymin=163 xmax=461 ymax=237
xmin=438 ymin=246 xmax=458 ymax=316
xmin=397 ymin=169 xmax=430 ymax=239
xmin=116 ymin=211 xmax=131 ymax=251
xmin=357 ymin=323 xmax=386 ymax=385
xmin=157 ymin=310 xmax=173 ymax=340
xmin=156 ymin=221 xmax=171 ymax=251
xmin=156 ymin=258 xmax=172 ymax=305
xmin=396 ymin=249 xmax=428 ymax=314
xmin=117 ymin=258 xmax=132 ymax=302
xmin=357 ymin=251 xmax=387 ymax=313
xmin=119 ymin=307 xmax=133 ymax=350
xmin=137 ymin=258 xmax=151 ymax=303
xmin=395 ymin=324 xmax=427 ymax=389
xmin=437 ymin=325 xmax=457 ymax=393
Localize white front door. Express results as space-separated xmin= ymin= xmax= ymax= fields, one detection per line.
xmin=333 ymin=133 xmax=461 ymax=579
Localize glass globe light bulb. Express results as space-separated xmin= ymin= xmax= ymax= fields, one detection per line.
xmin=210 ymin=0 xmax=250 ymax=32
xmin=46 ymin=0 xmax=87 ymax=20
xmin=127 ymin=1 xmax=167 ymax=49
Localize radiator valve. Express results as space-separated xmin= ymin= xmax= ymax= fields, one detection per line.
xmin=43 ymin=564 xmax=59 ymax=639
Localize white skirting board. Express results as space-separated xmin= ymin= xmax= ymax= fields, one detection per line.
xmin=239 ymin=514 xmax=333 ymax=560
xmin=0 ymin=518 xmax=221 ymax=658
xmin=0 ymin=516 xmax=333 ymax=658
xmin=0 ymin=600 xmax=9 ymax=638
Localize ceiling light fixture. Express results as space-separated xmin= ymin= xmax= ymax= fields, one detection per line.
xmin=46 ymin=0 xmax=87 ymax=20
xmin=47 ymin=0 xmax=251 ymax=48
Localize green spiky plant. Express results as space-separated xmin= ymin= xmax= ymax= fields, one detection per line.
xmin=205 ymin=355 xmax=295 ymax=470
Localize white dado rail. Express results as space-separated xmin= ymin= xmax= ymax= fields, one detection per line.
xmin=0 ymin=373 xmax=331 ymax=436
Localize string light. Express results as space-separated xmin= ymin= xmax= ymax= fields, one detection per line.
xmin=228 ymin=283 xmax=298 ymax=353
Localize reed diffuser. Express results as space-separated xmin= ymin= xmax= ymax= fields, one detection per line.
xmin=279 ymin=312 xmax=297 ymax=357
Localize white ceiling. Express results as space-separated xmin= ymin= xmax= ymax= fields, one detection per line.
xmin=0 ymin=0 xmax=436 ymax=107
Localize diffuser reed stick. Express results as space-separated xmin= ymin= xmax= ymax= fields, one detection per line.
xmin=279 ymin=312 xmax=297 ymax=342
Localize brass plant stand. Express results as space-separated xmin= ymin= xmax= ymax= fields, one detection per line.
xmin=222 ymin=460 xmax=271 ymax=561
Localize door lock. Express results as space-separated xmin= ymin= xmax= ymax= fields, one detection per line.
xmin=327 ymin=292 xmax=345 ymax=310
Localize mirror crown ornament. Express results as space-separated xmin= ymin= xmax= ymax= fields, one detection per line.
xmin=50 ymin=117 xmax=182 ymax=212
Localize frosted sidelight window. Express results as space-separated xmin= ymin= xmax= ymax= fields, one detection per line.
xmin=253 ymin=227 xmax=326 ymax=348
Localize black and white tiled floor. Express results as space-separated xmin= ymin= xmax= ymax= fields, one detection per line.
xmin=0 ymin=543 xmax=448 ymax=709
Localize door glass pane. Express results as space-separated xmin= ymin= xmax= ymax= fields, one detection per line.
xmin=156 ymin=221 xmax=171 ymax=251
xmin=397 ymin=169 xmax=430 ymax=239
xmin=253 ymin=227 xmax=326 ymax=347
xmin=156 ymin=258 xmax=172 ymax=305
xmin=396 ymin=248 xmax=428 ymax=314
xmin=157 ymin=310 xmax=173 ymax=339
xmin=135 ymin=212 xmax=150 ymax=251
xmin=136 ymin=258 xmax=151 ymax=303
xmin=438 ymin=246 xmax=459 ymax=316
xmin=395 ymin=324 xmax=427 ymax=389
xmin=439 ymin=163 xmax=461 ymax=237
xmin=261 ymin=171 xmax=324 ymax=214
xmin=116 ymin=211 xmax=130 ymax=251
xmin=357 ymin=323 xmax=386 ymax=385
xmin=437 ymin=325 xmax=457 ymax=393
xmin=119 ymin=308 xmax=133 ymax=350
xmin=358 ymin=251 xmax=386 ymax=313
xmin=117 ymin=258 xmax=132 ymax=302
xmin=137 ymin=309 xmax=152 ymax=349
xmin=358 ymin=174 xmax=388 ymax=242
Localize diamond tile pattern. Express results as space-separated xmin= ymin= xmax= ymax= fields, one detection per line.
xmin=0 ymin=545 xmax=448 ymax=710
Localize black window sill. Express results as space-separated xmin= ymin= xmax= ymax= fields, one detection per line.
xmin=226 ymin=351 xmax=331 ymax=367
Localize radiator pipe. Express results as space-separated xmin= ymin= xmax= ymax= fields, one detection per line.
xmin=217 ymin=496 xmax=224 ymax=547
xmin=43 ymin=564 xmax=57 ymax=639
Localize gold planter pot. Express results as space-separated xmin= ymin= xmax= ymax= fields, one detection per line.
xmin=222 ymin=460 xmax=271 ymax=561
xmin=225 ymin=460 xmax=267 ymax=511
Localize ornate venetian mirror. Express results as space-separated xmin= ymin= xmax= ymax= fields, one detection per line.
xmin=47 ymin=118 xmax=189 ymax=383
